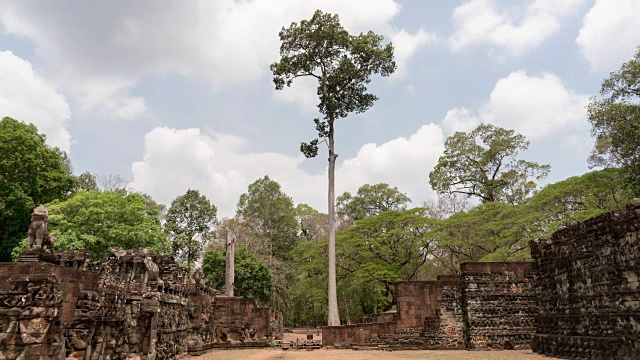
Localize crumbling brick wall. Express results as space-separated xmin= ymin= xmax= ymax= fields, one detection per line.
xmin=461 ymin=262 xmax=537 ymax=350
xmin=323 ymin=266 xmax=536 ymax=350
xmin=0 ymin=249 xmax=282 ymax=360
xmin=531 ymin=202 xmax=640 ymax=359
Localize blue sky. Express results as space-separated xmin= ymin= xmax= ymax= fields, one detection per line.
xmin=1 ymin=0 xmax=639 ymax=216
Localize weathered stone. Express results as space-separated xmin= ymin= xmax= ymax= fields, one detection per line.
xmin=531 ymin=202 xmax=640 ymax=360
xmin=0 ymin=228 xmax=282 ymax=360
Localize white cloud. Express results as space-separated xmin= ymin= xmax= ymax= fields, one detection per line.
xmin=449 ymin=0 xmax=586 ymax=57
xmin=440 ymin=70 xmax=589 ymax=139
xmin=130 ymin=123 xmax=445 ymax=217
xmin=441 ymin=107 xmax=479 ymax=134
xmin=481 ymin=71 xmax=589 ymax=137
xmin=0 ymin=51 xmax=72 ymax=152
xmin=390 ymin=29 xmax=439 ymax=78
xmin=576 ymin=0 xmax=640 ymax=73
xmin=0 ymin=1 xmax=429 ymax=118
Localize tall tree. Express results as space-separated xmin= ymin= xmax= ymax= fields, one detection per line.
xmin=165 ymin=189 xmax=217 ymax=276
xmin=236 ymin=176 xmax=298 ymax=263
xmin=13 ymin=190 xmax=168 ymax=260
xmin=337 ymin=183 xmax=411 ymax=220
xmin=0 ymin=117 xmax=76 ymax=261
xmin=429 ymin=123 xmax=550 ymax=204
xmin=587 ymin=46 xmax=640 ymax=194
xmin=271 ymin=10 xmax=396 ymax=325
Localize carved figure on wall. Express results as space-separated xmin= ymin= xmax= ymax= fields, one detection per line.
xmin=143 ymin=256 xmax=163 ymax=290
xmin=26 ymin=205 xmax=49 ymax=250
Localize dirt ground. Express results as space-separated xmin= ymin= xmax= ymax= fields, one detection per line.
xmin=198 ymin=348 xmax=561 ymax=360
xmin=198 ymin=330 xmax=561 ymax=360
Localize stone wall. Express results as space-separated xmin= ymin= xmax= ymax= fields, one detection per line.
xmin=0 ymin=248 xmax=282 ymax=360
xmin=531 ymin=202 xmax=640 ymax=359
xmin=322 ymin=322 xmax=397 ymax=347
xmin=461 ymin=262 xmax=536 ymax=350
xmin=324 ymin=267 xmax=535 ymax=350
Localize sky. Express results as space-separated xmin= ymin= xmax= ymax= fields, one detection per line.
xmin=1 ymin=0 xmax=639 ymax=217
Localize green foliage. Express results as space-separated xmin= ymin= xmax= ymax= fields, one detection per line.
xmin=429 ymin=123 xmax=550 ymax=204
xmin=271 ymin=10 xmax=396 ymax=149
xmin=587 ymin=46 xmax=640 ymax=194
xmin=336 ymin=209 xmax=436 ymax=314
xmin=288 ymin=237 xmax=328 ymax=326
xmin=337 ymin=183 xmax=411 ymax=220
xmin=202 ymin=247 xmax=273 ymax=304
xmin=165 ymin=189 xmax=217 ymax=269
xmin=429 ymin=168 xmax=635 ymax=271
xmin=0 ymin=117 xmax=76 ymax=261
xmin=74 ymin=172 xmax=99 ymax=192
xmin=11 ymin=190 xmax=167 ymax=260
xmin=236 ymin=176 xmax=298 ymax=261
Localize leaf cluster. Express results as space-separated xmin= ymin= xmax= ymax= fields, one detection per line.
xmin=588 ymin=46 xmax=640 ymax=194
xmin=429 ymin=123 xmax=550 ymax=204
xmin=336 ymin=183 xmax=411 ymax=220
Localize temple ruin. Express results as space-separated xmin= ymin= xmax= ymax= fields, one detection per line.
xmin=2 ymin=202 xmax=639 ymax=359
xmin=0 ymin=207 xmax=283 ymax=360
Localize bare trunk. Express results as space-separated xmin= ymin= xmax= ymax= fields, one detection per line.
xmin=225 ymin=230 xmax=235 ymax=296
xmin=327 ymin=120 xmax=340 ymax=326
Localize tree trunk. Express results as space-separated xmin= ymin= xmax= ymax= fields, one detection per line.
xmin=327 ymin=120 xmax=340 ymax=326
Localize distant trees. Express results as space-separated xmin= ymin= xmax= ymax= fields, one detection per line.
xmin=337 ymin=183 xmax=411 ymax=220
xmin=0 ymin=117 xmax=76 ymax=261
xmin=271 ymin=10 xmax=396 ymax=325
xmin=429 ymin=124 xmax=550 ymax=204
xmin=202 ymin=247 xmax=273 ymax=304
xmin=587 ymin=46 xmax=640 ymax=195
xmin=165 ymin=189 xmax=217 ymax=272
xmin=236 ymin=176 xmax=298 ymax=263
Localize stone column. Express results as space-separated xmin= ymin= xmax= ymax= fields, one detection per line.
xmin=225 ymin=230 xmax=235 ymax=297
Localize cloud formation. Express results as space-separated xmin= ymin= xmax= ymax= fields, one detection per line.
xmin=449 ymin=0 xmax=586 ymax=57
xmin=130 ymin=124 xmax=444 ymax=217
xmin=0 ymin=1 xmax=432 ymax=117
xmin=576 ymin=0 xmax=640 ymax=73
xmin=0 ymin=51 xmax=72 ymax=152
xmin=442 ymin=70 xmax=589 ymax=138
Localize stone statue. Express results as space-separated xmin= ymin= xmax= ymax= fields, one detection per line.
xmin=143 ymin=256 xmax=163 ymax=290
xmin=26 ymin=205 xmax=49 ymax=250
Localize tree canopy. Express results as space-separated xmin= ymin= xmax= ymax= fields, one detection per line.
xmin=429 ymin=123 xmax=550 ymax=204
xmin=587 ymin=46 xmax=640 ymax=194
xmin=165 ymin=189 xmax=217 ymax=271
xmin=12 ymin=190 xmax=167 ymax=260
xmin=0 ymin=117 xmax=76 ymax=261
xmin=236 ymin=175 xmax=298 ymax=262
xmin=202 ymin=247 xmax=273 ymax=304
xmin=271 ymin=9 xmax=396 ymax=326
xmin=337 ymin=183 xmax=411 ymax=220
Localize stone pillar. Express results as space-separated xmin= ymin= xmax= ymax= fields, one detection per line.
xmin=225 ymin=230 xmax=235 ymax=297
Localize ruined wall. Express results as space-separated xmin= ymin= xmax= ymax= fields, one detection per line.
xmin=461 ymin=262 xmax=537 ymax=350
xmin=531 ymin=203 xmax=640 ymax=359
xmin=0 ymin=263 xmax=98 ymax=360
xmin=212 ymin=297 xmax=282 ymax=348
xmin=323 ymin=265 xmax=536 ymax=350
xmin=0 ymin=249 xmax=282 ymax=360
xmin=322 ymin=322 xmax=397 ymax=347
